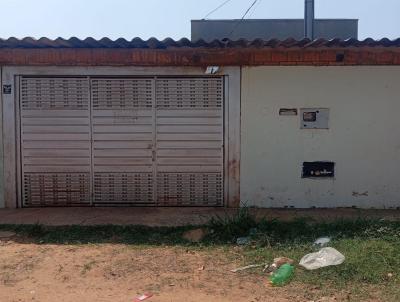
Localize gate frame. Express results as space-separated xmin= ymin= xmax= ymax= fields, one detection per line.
xmin=1 ymin=66 xmax=241 ymax=208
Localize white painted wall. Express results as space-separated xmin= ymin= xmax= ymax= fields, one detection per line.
xmin=241 ymin=66 xmax=400 ymax=208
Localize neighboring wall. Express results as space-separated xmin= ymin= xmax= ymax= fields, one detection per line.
xmin=241 ymin=66 xmax=400 ymax=208
xmin=0 ymin=67 xmax=3 ymax=208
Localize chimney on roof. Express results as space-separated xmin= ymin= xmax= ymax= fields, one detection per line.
xmin=304 ymin=0 xmax=315 ymax=40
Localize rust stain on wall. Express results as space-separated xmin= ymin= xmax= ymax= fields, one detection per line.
xmin=228 ymin=159 xmax=240 ymax=208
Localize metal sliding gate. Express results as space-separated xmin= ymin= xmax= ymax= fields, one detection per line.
xmin=20 ymin=76 xmax=224 ymax=207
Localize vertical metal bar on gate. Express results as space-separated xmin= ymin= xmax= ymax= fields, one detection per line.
xmin=152 ymin=77 xmax=158 ymax=205
xmin=88 ymin=77 xmax=94 ymax=205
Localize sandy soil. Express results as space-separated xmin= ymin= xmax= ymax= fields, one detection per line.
xmin=0 ymin=239 xmax=382 ymax=302
xmin=0 ymin=239 xmax=336 ymax=302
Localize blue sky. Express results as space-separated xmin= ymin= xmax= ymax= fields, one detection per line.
xmin=1 ymin=0 xmax=399 ymax=40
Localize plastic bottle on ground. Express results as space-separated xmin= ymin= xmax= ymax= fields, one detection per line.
xmin=269 ymin=263 xmax=294 ymax=286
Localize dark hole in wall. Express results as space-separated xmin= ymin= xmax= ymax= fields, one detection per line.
xmin=279 ymin=108 xmax=298 ymax=116
xmin=302 ymin=162 xmax=335 ymax=178
xmin=336 ymin=53 xmax=345 ymax=62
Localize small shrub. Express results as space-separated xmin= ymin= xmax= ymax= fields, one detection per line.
xmin=207 ymin=207 xmax=257 ymax=242
xmin=22 ymin=223 xmax=46 ymax=238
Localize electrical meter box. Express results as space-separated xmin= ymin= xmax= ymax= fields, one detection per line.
xmin=300 ymin=108 xmax=329 ymax=129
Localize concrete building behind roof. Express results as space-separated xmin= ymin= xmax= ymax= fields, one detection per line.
xmin=191 ymin=19 xmax=358 ymax=41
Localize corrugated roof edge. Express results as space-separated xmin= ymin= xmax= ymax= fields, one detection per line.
xmin=1 ymin=37 xmax=400 ymax=49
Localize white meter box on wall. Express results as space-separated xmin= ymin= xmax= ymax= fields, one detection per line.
xmin=300 ymin=108 xmax=329 ymax=129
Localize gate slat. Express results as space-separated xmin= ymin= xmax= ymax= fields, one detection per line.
xmin=20 ymin=77 xmax=91 ymax=206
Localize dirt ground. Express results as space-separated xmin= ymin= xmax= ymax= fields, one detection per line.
xmin=0 ymin=240 xmax=352 ymax=302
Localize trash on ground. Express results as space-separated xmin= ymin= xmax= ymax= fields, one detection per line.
xmin=182 ymin=228 xmax=208 ymax=243
xmin=236 ymin=236 xmax=250 ymax=245
xmin=313 ymin=237 xmax=331 ymax=247
xmin=198 ymin=265 xmax=205 ymax=271
xmin=299 ymin=247 xmax=345 ymax=270
xmin=134 ymin=293 xmax=153 ymax=301
xmin=269 ymin=263 xmax=295 ymax=286
xmin=230 ymin=263 xmax=265 ymax=273
xmin=264 ymin=257 xmax=295 ymax=273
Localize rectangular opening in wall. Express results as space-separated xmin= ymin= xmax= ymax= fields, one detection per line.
xmin=279 ymin=108 xmax=298 ymax=116
xmin=302 ymin=162 xmax=335 ymax=178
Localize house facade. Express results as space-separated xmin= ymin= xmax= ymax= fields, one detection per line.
xmin=1 ymin=37 xmax=400 ymax=208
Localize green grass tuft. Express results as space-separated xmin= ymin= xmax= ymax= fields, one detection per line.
xmin=207 ymin=207 xmax=257 ymax=242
